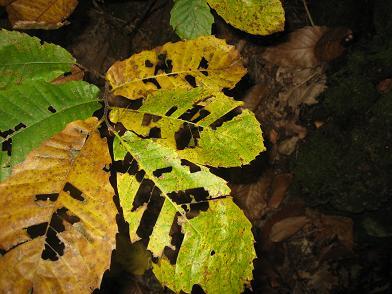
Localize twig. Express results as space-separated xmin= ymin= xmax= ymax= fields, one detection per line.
xmin=103 ymin=83 xmax=115 ymax=134
xmin=302 ymin=0 xmax=315 ymax=26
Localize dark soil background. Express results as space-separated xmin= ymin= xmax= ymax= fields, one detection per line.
xmin=1 ymin=0 xmax=391 ymax=293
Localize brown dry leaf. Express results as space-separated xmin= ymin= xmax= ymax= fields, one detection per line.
xmin=0 ymin=118 xmax=117 ymax=293
xmin=317 ymin=214 xmax=354 ymax=250
xmin=262 ymin=26 xmax=351 ymax=68
xmin=232 ymin=172 xmax=272 ymax=221
xmin=377 ymin=78 xmax=392 ymax=94
xmin=269 ymin=216 xmax=309 ymax=242
xmin=2 ymin=0 xmax=78 ymax=29
xmin=268 ymin=173 xmax=292 ymax=209
xmin=51 ymin=64 xmax=84 ymax=85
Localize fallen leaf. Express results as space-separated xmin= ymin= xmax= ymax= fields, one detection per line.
xmin=0 ymin=118 xmax=117 ymax=293
xmin=263 ymin=26 xmax=351 ymax=68
xmin=268 ymin=173 xmax=293 ymax=209
xmin=270 ymin=216 xmax=309 ymax=242
xmin=2 ymin=0 xmax=78 ymax=29
xmin=376 ymin=78 xmax=392 ymax=94
xmin=232 ymin=172 xmax=273 ymax=221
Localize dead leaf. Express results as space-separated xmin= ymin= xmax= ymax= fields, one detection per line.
xmin=268 ymin=173 xmax=293 ymax=209
xmin=232 ymin=172 xmax=272 ymax=221
xmin=278 ymin=136 xmax=300 ymax=155
xmin=0 ymin=118 xmax=117 ymax=293
xmin=2 ymin=0 xmax=78 ymax=29
xmin=52 ymin=64 xmax=84 ymax=84
xmin=263 ymin=26 xmax=351 ymax=68
xmin=269 ymin=216 xmax=309 ymax=242
xmin=317 ymin=214 xmax=354 ymax=250
xmin=376 ymin=78 xmax=392 ymax=94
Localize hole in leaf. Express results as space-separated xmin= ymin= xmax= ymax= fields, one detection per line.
xmin=110 ymin=96 xmax=143 ymax=110
xmin=135 ymin=170 xmax=146 ymax=182
xmin=165 ymin=106 xmax=178 ymax=116
xmin=26 ymin=222 xmax=48 ymax=238
xmin=198 ymin=57 xmax=209 ymax=69
xmin=136 ymin=187 xmax=165 ymax=239
xmin=175 ymin=123 xmax=201 ymax=150
xmin=153 ymin=166 xmax=173 ymax=178
xmin=210 ymin=250 xmax=215 ymax=256
xmin=163 ymin=213 xmax=184 ymax=264
xmin=35 ymin=193 xmax=59 ymax=202
xmin=63 ymin=183 xmax=84 ymax=201
xmin=102 ymin=164 xmax=111 ymax=172
xmin=148 ymin=127 xmax=161 ymax=138
xmin=63 ymin=71 xmax=72 ymax=77
xmin=41 ymin=208 xmax=66 ymax=261
xmin=133 ymin=178 xmax=155 ymax=209
xmin=180 ymin=159 xmax=201 ymax=173
xmin=210 ymin=108 xmax=242 ymax=130
xmin=185 ymin=75 xmax=197 ymax=88
xmin=143 ymin=78 xmax=161 ymax=89
xmin=191 ymin=109 xmax=211 ymax=123
xmin=145 ymin=60 xmax=154 ymax=67
xmin=48 ymin=106 xmax=57 ymax=113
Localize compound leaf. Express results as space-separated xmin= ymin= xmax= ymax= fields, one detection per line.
xmin=0 ymin=118 xmax=117 ymax=293
xmin=0 ymin=30 xmax=74 ymax=89
xmin=0 ymin=81 xmax=100 ymax=180
xmin=110 ymin=88 xmax=265 ymax=167
xmin=106 ymin=36 xmax=246 ymax=99
xmin=207 ymin=0 xmax=285 ymax=36
xmin=170 ymin=0 xmax=214 ymax=40
xmin=153 ymin=197 xmax=255 ymax=294
xmin=0 ymin=0 xmax=78 ymax=30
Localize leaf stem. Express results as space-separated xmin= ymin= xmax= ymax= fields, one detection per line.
xmin=302 ymin=0 xmax=315 ymax=26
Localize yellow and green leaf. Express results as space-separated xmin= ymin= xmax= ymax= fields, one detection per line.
xmin=106 ymin=35 xmax=246 ymax=99
xmin=0 ymin=118 xmax=117 ymax=293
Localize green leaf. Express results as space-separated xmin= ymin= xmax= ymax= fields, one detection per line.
xmin=0 ymin=151 xmax=10 ymax=180
xmin=153 ymin=197 xmax=256 ymax=293
xmin=0 ymin=29 xmax=74 ymax=90
xmin=207 ymin=0 xmax=285 ymax=36
xmin=0 ymin=81 xmax=100 ymax=180
xmin=170 ymin=0 xmax=214 ymax=40
xmin=110 ymin=88 xmax=265 ymax=167
xmin=114 ymin=131 xmax=230 ymax=255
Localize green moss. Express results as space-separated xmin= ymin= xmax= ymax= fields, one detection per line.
xmin=292 ymin=20 xmax=392 ymax=213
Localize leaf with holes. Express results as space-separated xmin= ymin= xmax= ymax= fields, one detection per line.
xmin=207 ymin=0 xmax=285 ymax=36
xmin=0 ymin=30 xmax=100 ymax=181
xmin=0 ymin=30 xmax=74 ymax=89
xmin=153 ymin=197 xmax=255 ymax=293
xmin=0 ymin=80 xmax=100 ymax=181
xmin=106 ymin=35 xmax=246 ymax=99
xmin=170 ymin=0 xmax=214 ymax=40
xmin=114 ymin=132 xmax=255 ymax=293
xmin=110 ymin=88 xmax=265 ymax=167
xmin=0 ymin=0 xmax=78 ymax=29
xmin=0 ymin=118 xmax=117 ymax=293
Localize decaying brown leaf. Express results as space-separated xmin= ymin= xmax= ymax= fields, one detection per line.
xmin=1 ymin=0 xmax=78 ymax=29
xmin=269 ymin=216 xmax=309 ymax=242
xmin=268 ymin=173 xmax=293 ymax=209
xmin=262 ymin=26 xmax=352 ymax=68
xmin=0 ymin=118 xmax=117 ymax=293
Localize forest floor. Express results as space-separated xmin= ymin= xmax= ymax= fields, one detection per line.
xmin=1 ymin=0 xmax=391 ymax=293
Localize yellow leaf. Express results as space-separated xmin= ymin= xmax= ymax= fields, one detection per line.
xmin=0 ymin=118 xmax=117 ymax=293
xmin=106 ymin=36 xmax=246 ymax=99
xmin=207 ymin=0 xmax=285 ymax=36
xmin=4 ymin=0 xmax=78 ymax=29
